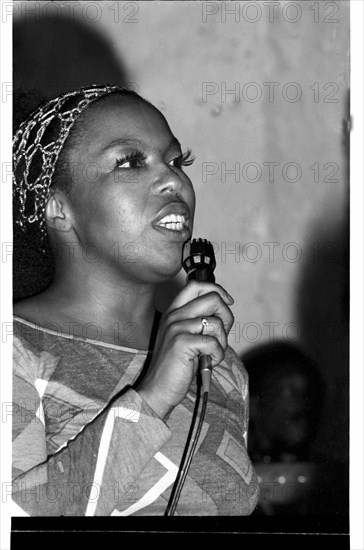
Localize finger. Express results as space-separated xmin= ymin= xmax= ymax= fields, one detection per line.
xmin=166 ymin=291 xmax=234 ymax=334
xmin=177 ymin=333 xmax=226 ymax=367
xmin=200 ymin=316 xmax=228 ymax=351
xmin=167 ymin=280 xmax=234 ymax=311
xmin=166 ymin=316 xmax=228 ymax=351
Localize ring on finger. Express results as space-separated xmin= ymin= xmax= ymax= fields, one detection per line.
xmin=201 ymin=317 xmax=209 ymax=334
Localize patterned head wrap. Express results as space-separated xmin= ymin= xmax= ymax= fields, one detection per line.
xmin=13 ymin=84 xmax=129 ymax=244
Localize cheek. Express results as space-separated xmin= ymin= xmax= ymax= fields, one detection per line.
xmin=186 ymin=179 xmax=196 ymax=208
xmin=183 ymin=184 xmax=196 ymax=228
xmin=191 ymin=194 xmax=196 ymax=221
xmin=102 ymin=191 xmax=146 ymax=240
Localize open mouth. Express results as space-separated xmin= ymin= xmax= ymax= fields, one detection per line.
xmin=155 ymin=213 xmax=188 ymax=231
xmin=152 ymin=201 xmax=192 ymax=239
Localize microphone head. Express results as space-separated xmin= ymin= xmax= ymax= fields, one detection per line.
xmin=182 ymin=238 xmax=216 ymax=282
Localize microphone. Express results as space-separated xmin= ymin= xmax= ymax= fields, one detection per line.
xmin=182 ymin=238 xmax=216 ymax=393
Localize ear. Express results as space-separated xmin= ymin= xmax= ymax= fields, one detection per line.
xmin=45 ymin=190 xmax=74 ymax=233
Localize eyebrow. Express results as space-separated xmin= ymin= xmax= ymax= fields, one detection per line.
xmin=102 ymin=136 xmax=182 ymax=152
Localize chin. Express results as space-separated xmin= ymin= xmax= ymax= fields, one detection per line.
xmin=151 ymin=246 xmax=185 ymax=279
xmin=153 ymin=260 xmax=184 ymax=282
xmin=128 ymin=257 xmax=183 ymax=284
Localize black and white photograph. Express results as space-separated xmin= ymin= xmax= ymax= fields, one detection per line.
xmin=0 ymin=1 xmax=362 ymax=548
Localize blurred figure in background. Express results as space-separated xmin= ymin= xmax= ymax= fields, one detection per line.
xmin=242 ymin=341 xmax=348 ymax=516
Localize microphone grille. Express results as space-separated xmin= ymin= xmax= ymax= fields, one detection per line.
xmin=182 ymin=238 xmax=216 ymax=274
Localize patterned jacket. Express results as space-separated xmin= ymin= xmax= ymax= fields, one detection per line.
xmin=12 ymin=317 xmax=259 ymax=516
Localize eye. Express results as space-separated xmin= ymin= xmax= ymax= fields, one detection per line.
xmin=169 ymin=149 xmax=195 ymax=169
xmin=115 ymin=151 xmax=146 ymax=169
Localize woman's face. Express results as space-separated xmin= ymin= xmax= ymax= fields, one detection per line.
xmin=64 ymin=94 xmax=196 ymax=282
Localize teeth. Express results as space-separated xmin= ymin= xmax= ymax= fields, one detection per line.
xmin=162 ymin=222 xmax=184 ymax=231
xmin=170 ymin=222 xmax=184 ymax=230
xmin=158 ymin=214 xmax=186 ymax=225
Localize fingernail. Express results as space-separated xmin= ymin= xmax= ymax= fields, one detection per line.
xmin=227 ymin=294 xmax=234 ymax=303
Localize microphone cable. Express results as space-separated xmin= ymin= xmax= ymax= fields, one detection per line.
xmin=164 ymin=238 xmax=216 ymax=516
xmin=164 ymin=383 xmax=209 ymax=516
xmin=164 ymin=376 xmax=205 ymax=516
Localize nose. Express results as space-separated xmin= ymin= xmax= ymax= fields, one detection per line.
xmin=151 ymin=167 xmax=184 ymax=196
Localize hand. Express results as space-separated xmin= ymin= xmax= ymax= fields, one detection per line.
xmin=134 ymin=280 xmax=234 ymax=420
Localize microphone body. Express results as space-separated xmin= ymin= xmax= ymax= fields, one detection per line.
xmin=185 ymin=266 xmax=215 ymax=283
xmin=182 ymin=238 xmax=216 ymax=393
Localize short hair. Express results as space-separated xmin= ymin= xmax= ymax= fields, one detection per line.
xmin=13 ymin=84 xmax=142 ymax=240
xmin=12 ymin=84 xmax=142 ymax=300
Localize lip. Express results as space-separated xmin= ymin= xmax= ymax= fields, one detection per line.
xmin=151 ymin=200 xmax=191 ymax=236
xmin=153 ymin=223 xmax=191 ymax=241
xmin=152 ymin=200 xmax=191 ymax=226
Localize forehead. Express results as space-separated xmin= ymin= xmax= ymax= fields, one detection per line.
xmin=76 ymin=94 xmax=175 ymax=150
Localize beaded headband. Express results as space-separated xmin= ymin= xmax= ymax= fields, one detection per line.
xmin=13 ymin=84 xmax=129 ymax=243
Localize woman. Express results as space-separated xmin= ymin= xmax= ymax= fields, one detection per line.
xmin=12 ymin=85 xmax=259 ymax=516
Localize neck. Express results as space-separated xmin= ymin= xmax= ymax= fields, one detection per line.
xmin=40 ymin=256 xmax=159 ymax=349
